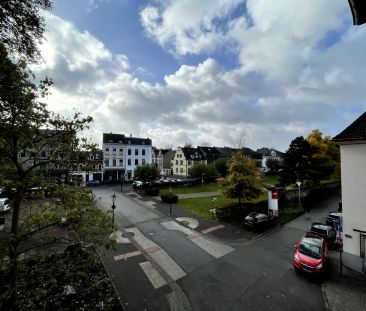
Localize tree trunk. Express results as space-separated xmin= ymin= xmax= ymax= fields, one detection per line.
xmin=8 ymin=197 xmax=21 ymax=307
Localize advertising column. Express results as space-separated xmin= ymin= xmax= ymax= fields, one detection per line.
xmin=268 ymin=188 xmax=279 ymax=217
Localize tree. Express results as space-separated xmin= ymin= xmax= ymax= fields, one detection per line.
xmin=214 ymin=158 xmax=228 ymax=177
xmin=134 ymin=164 xmax=160 ymax=183
xmin=0 ymin=0 xmax=52 ymax=62
xmin=0 ymin=45 xmax=113 ymax=307
xmin=306 ymin=129 xmax=340 ymax=181
xmin=219 ymin=151 xmax=263 ymax=207
xmin=265 ymin=158 xmax=282 ymax=175
xmin=280 ymin=136 xmax=314 ymax=186
xmin=188 ymin=163 xmax=217 ymax=179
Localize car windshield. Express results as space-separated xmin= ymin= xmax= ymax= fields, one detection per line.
xmin=298 ymin=238 xmax=321 ymax=259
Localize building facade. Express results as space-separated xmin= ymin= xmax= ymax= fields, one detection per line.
xmin=333 ymin=112 xmax=366 ymax=273
xmin=102 ymin=133 xmax=152 ymax=181
xmin=171 ymin=147 xmax=206 ymax=176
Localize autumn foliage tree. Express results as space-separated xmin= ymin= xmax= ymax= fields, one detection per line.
xmin=219 ymin=151 xmax=263 ymax=208
xmin=0 ymin=26 xmax=113 ymax=309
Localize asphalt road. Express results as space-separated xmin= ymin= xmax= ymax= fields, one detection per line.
xmin=92 ymin=185 xmax=341 ymax=311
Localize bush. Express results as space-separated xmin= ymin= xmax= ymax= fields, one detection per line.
xmin=161 ymin=194 xmax=178 ymax=203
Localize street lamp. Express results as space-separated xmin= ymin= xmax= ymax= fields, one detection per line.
xmin=296 ymin=181 xmax=301 ymax=211
xmin=111 ymin=193 xmax=116 ymax=225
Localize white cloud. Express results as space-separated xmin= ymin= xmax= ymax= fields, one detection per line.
xmin=33 ymin=1 xmax=366 ymax=152
xmin=140 ymin=0 xmax=243 ymax=55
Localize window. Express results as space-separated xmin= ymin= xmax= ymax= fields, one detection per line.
xmin=119 ymin=159 xmax=123 ymax=166
xmin=113 ymin=148 xmax=116 ymax=155
xmin=176 ymin=168 xmax=178 ymax=173
xmin=176 ymin=160 xmax=178 ymax=165
xmin=180 ymin=160 xmax=183 ymax=165
xmin=142 ymin=159 xmax=145 ymax=164
xmin=128 ymin=149 xmax=131 ymax=155
xmin=142 ymin=149 xmax=145 ymax=156
xmin=119 ymin=149 xmax=123 ymax=155
xmin=104 ymin=160 xmax=109 ymax=166
xmin=128 ymin=159 xmax=131 ymax=165
xmin=112 ymin=159 xmax=116 ymax=166
xmin=135 ymin=159 xmax=138 ymax=165
xmin=105 ymin=148 xmax=109 ymax=155
xmin=188 ymin=161 xmax=192 ymax=165
xmin=135 ymin=149 xmax=138 ymax=156
xmin=180 ymin=168 xmax=184 ymax=173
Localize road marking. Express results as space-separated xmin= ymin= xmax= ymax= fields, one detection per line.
xmin=161 ymin=221 xmax=234 ymax=259
xmin=145 ymin=245 xmax=161 ymax=253
xmin=139 ymin=261 xmax=167 ymax=289
xmin=109 ymin=230 xmax=131 ymax=244
xmin=175 ymin=217 xmax=199 ymax=229
xmin=125 ymin=227 xmax=187 ymax=281
xmin=136 ymin=198 xmax=156 ymax=209
xmin=114 ymin=250 xmax=142 ymax=261
xmin=201 ymin=224 xmax=225 ymax=234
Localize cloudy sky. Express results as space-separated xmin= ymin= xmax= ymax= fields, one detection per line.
xmin=34 ymin=0 xmax=366 ymax=151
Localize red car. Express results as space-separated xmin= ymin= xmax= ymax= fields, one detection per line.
xmin=293 ymin=233 xmax=328 ymax=274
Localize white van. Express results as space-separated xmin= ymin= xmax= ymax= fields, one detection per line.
xmin=0 ymin=198 xmax=10 ymax=212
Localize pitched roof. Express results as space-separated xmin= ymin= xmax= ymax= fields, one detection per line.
xmin=348 ymin=0 xmax=366 ymax=25
xmin=333 ymin=112 xmax=366 ymax=142
xmin=103 ymin=133 xmax=151 ymax=145
xmin=181 ymin=147 xmax=204 ymax=159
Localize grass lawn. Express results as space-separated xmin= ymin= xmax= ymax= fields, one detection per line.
xmin=160 ymin=182 xmax=219 ymax=195
xmin=177 ymin=192 xmax=267 ymax=220
xmin=263 ymin=175 xmax=280 ymax=186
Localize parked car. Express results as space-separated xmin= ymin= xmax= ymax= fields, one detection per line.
xmin=0 ymin=198 xmax=11 ymax=213
xmin=132 ymin=180 xmax=144 ymax=189
xmin=243 ymin=212 xmax=275 ymax=231
xmin=325 ymin=212 xmax=342 ymax=228
xmin=293 ymin=233 xmax=328 ymax=275
xmin=308 ymin=222 xmax=336 ymax=247
xmin=86 ymin=180 xmax=100 ymax=187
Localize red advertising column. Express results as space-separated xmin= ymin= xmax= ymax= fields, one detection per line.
xmin=268 ymin=188 xmax=279 ymax=217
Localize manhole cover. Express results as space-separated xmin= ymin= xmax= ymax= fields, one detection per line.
xmin=181 ymin=220 xmax=190 ymax=226
xmin=122 ymin=232 xmax=135 ymax=238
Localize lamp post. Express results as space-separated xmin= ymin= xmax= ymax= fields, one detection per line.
xmin=296 ymin=181 xmax=301 ymax=210
xmin=111 ymin=193 xmax=116 ymax=225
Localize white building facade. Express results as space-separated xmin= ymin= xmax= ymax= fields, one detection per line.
xmin=102 ymin=133 xmax=152 ymax=181
xmin=334 ymin=112 xmax=366 ymax=273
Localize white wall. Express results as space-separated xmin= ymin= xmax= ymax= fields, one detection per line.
xmin=341 ymin=143 xmax=366 ymax=269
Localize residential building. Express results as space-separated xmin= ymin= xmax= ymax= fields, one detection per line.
xmin=71 ymin=149 xmax=104 ymax=182
xmin=333 ymin=112 xmax=366 ymax=273
xmin=102 ymin=133 xmax=152 ymax=181
xmin=171 ymin=147 xmax=206 ymax=176
xmin=256 ymin=148 xmax=284 ymax=172
xmin=162 ymin=150 xmax=175 ymax=176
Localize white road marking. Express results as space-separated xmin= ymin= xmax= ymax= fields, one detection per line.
xmin=125 ymin=227 xmax=187 ymax=281
xmin=161 ymin=221 xmax=234 ymax=259
xmin=139 ymin=261 xmax=168 ymax=289
xmin=136 ymin=198 xmax=156 ymax=209
xmin=110 ymin=230 xmax=131 ymax=244
xmin=175 ymin=217 xmax=199 ymax=229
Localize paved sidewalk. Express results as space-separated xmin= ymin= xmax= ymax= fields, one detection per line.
xmin=323 ymin=252 xmax=366 ymax=311
xmin=177 ymin=191 xmax=220 ymax=199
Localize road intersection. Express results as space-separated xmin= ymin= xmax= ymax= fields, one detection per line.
xmin=93 ymin=185 xmax=341 ymax=311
